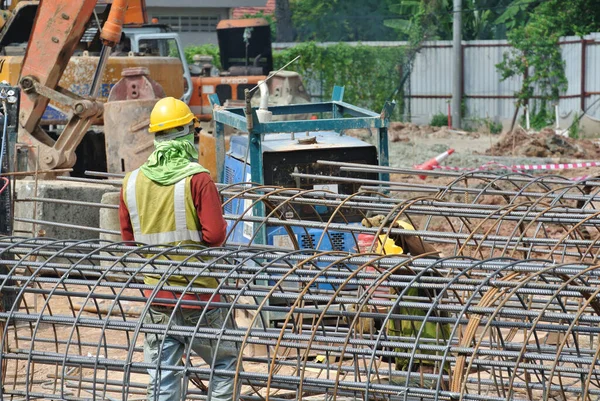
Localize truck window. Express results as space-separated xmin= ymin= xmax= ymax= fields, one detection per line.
xmin=138 ymin=38 xmax=180 ymax=58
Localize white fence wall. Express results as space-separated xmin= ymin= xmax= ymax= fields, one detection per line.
xmin=274 ymin=34 xmax=600 ymax=127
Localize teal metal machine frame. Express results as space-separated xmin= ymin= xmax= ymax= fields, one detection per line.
xmin=209 ymin=85 xmax=395 ymax=244
xmin=209 ymin=86 xmax=395 ymax=184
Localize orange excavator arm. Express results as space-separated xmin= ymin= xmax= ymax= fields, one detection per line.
xmin=122 ymin=0 xmax=147 ymax=25
xmin=17 ymin=0 xmax=142 ymax=171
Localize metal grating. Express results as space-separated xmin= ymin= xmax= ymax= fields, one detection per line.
xmin=330 ymin=233 xmax=345 ymax=251
xmin=300 ymin=234 xmax=315 ymax=249
xmin=299 ymin=233 xmax=345 ymax=251
xmin=81 ymin=20 xmax=101 ymax=43
xmin=224 ymin=166 xmax=235 ymax=214
xmin=225 ymin=166 xmax=235 ymax=184
xmin=154 ymin=15 xmax=220 ymax=33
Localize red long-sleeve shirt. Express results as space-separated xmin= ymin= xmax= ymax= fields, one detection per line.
xmin=119 ymin=172 xmax=227 ymax=246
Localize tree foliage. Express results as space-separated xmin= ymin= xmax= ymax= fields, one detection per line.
xmin=290 ymin=0 xmax=549 ymax=42
xmin=497 ymin=0 xmax=600 ymax=108
xmin=385 ymin=0 xmax=543 ymax=40
xmin=291 ymin=0 xmax=398 ymax=42
xmin=274 ymin=42 xmax=404 ymax=115
xmin=183 ymin=44 xmax=221 ymax=67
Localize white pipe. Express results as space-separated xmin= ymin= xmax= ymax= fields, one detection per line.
xmin=259 ymin=80 xmax=269 ymax=110
xmin=256 ymin=80 xmax=272 ymax=123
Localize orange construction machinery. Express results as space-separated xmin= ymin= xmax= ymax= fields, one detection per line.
xmin=1 ymin=1 xmax=309 ymax=176
xmin=17 ymin=0 xmax=135 ymax=172
xmin=189 ymin=18 xmax=309 ymax=123
xmin=0 ymin=0 xmax=192 ymax=175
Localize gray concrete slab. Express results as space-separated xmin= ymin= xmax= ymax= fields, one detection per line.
xmin=14 ymin=179 xmax=118 ymax=240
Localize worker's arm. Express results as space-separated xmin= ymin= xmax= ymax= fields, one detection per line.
xmin=191 ymin=173 xmax=227 ymax=247
xmin=119 ymin=187 xmax=135 ymax=242
xmin=361 ymin=215 xmax=440 ymax=257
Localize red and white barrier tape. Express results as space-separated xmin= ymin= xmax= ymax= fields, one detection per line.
xmin=432 ymin=161 xmax=600 ymax=181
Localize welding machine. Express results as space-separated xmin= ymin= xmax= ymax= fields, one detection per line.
xmin=211 ymin=85 xmax=395 ymax=253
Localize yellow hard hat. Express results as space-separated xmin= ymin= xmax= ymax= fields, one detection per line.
xmin=149 ymin=97 xmax=195 ymax=133
xmin=376 ymin=220 xmax=415 ymax=255
xmin=396 ymin=220 xmax=415 ymax=231
xmin=377 ymin=236 xmax=403 ymax=255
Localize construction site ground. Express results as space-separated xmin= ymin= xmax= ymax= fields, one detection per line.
xmin=347 ymin=123 xmax=600 ymax=178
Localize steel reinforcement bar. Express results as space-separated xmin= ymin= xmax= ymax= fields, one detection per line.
xmin=2 ymin=238 xmax=600 ymax=400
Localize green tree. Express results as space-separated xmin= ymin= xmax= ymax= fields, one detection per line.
xmin=497 ymin=0 xmax=600 ymax=116
xmin=384 ymin=0 xmax=543 ymax=41
xmin=291 ymin=0 xmax=399 ymax=41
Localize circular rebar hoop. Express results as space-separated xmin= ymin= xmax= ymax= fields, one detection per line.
xmin=8 ymin=170 xmax=600 ymax=400
xmin=3 ymin=238 xmax=600 ymax=400
xmin=220 ymin=180 xmax=600 ymax=263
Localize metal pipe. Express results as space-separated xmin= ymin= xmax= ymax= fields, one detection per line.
xmin=291 ymin=172 xmax=597 ymax=201
xmin=18 ymin=197 xmax=117 ymax=209
xmin=452 ymin=0 xmax=463 ymax=129
xmin=317 ymin=160 xmax=600 ymax=186
xmin=13 ymin=217 xmax=120 ymax=235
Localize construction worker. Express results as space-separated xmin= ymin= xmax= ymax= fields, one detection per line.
xmin=361 ymin=215 xmax=450 ymax=389
xmin=118 ymin=97 xmax=239 ymax=401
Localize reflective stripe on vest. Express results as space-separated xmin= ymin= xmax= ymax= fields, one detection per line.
xmin=126 ymin=169 xmax=202 ymax=245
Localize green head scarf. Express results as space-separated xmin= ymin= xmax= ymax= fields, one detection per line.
xmin=140 ymin=133 xmax=210 ymax=185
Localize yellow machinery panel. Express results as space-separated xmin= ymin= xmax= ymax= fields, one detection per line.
xmin=0 ymin=55 xmax=183 ymax=103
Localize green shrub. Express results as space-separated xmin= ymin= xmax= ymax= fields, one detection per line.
xmin=430 ymin=113 xmax=448 ymax=127
xmin=183 ymin=44 xmax=221 ymax=68
xmin=519 ymin=101 xmax=554 ymax=131
xmin=183 ymin=42 xmax=407 ymax=120
xmin=274 ymin=42 xmax=405 ymax=119
xmin=569 ymin=112 xmax=581 ymax=139
xmin=486 ymin=119 xmax=503 ymax=134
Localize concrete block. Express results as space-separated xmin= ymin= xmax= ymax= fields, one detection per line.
xmin=100 ymin=192 xmax=122 ymax=243
xmin=98 ymin=191 xmax=129 ymax=273
xmin=14 ymin=179 xmax=118 ymax=240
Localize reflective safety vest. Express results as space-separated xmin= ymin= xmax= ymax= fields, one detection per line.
xmin=123 ymin=169 xmax=218 ymax=289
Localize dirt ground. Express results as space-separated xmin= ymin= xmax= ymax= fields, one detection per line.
xmin=486 ymin=127 xmax=600 ymax=159
xmin=347 ymin=123 xmax=600 ymax=173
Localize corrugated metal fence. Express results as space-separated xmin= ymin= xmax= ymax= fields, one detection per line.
xmin=274 ymin=33 xmax=600 ymax=127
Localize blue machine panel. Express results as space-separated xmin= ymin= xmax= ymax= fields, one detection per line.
xmin=224 ymin=150 xmax=361 ymax=253
xmin=41 ymin=105 xmax=69 ymax=124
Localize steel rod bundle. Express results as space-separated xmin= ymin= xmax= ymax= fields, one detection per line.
xmin=8 ymin=167 xmax=600 ymax=400
xmin=18 ymin=168 xmax=600 ymax=263
xmin=2 ymin=238 xmax=600 ymax=400
xmin=218 ymin=178 xmax=600 ymax=263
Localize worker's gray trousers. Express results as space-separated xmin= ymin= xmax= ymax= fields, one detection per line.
xmin=143 ymin=305 xmax=241 ymax=401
